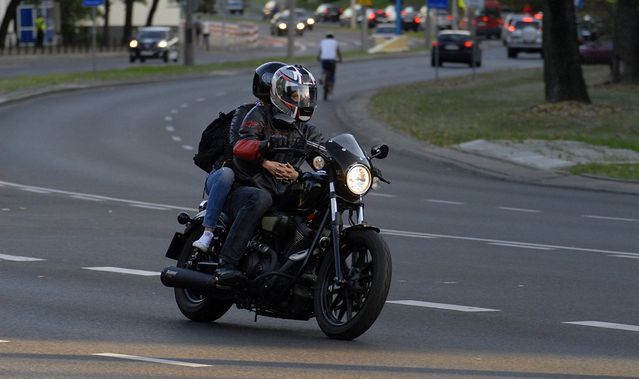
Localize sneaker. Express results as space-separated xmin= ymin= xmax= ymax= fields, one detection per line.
xmin=215 ymin=260 xmax=245 ymax=283
xmin=192 ymin=231 xmax=213 ymax=251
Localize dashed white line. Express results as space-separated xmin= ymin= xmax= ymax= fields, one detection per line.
xmin=171 ymin=136 xmax=182 ymax=142
xmin=182 ymin=145 xmax=195 ymax=151
xmin=93 ymin=353 xmax=211 ymax=368
xmin=563 ymin=321 xmax=639 ymax=333
xmin=215 ymin=91 xmax=226 ymax=96
xmin=368 ymin=193 xmax=397 ymax=198
xmin=21 ymin=188 xmax=50 ymax=194
xmin=70 ymin=195 xmax=104 ymax=202
xmin=195 ymin=97 xmax=206 ymax=102
xmin=180 ymin=103 xmax=189 ymax=108
xmin=387 ymin=300 xmax=500 ymax=312
xmin=129 ymin=204 xmax=170 ymax=211
xmin=582 ymin=215 xmax=637 ymax=222
xmin=164 ymin=116 xmax=173 ymax=122
xmin=609 ymin=254 xmax=639 ymax=260
xmin=170 ymin=109 xmax=178 ymax=114
xmin=382 ymin=230 xmax=438 ymax=239
xmin=165 ymin=126 xmax=175 ymax=132
xmin=83 ymin=267 xmax=159 ymax=276
xmin=425 ymin=199 xmax=465 ymax=205
xmin=497 ymin=206 xmax=542 ymax=213
xmin=489 ymin=242 xmax=555 ymax=251
xmin=0 ymin=253 xmax=46 ymax=262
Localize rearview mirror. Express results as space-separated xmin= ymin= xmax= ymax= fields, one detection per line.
xmin=370 ymin=144 xmax=389 ymax=160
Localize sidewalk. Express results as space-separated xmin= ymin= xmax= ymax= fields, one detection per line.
xmin=335 ymin=91 xmax=639 ymax=195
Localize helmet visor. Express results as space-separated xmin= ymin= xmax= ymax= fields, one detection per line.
xmin=282 ymin=81 xmax=317 ymax=108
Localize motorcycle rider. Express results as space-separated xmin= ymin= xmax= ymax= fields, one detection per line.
xmin=215 ymin=64 xmax=323 ymax=282
xmin=191 ymin=61 xmax=287 ymax=252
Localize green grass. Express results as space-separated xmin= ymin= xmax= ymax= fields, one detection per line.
xmin=569 ymin=163 xmax=639 ymax=181
xmin=371 ymin=65 xmax=639 ymax=179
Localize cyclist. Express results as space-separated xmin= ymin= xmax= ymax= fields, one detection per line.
xmin=317 ymin=34 xmax=342 ymax=99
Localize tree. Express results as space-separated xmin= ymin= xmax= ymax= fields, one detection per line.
xmin=146 ymin=0 xmax=160 ymax=26
xmin=122 ymin=0 xmax=134 ymax=45
xmin=611 ymin=0 xmax=639 ymax=83
xmin=542 ymin=0 xmax=591 ymax=104
xmin=102 ymin=0 xmax=111 ymax=47
xmin=57 ymin=0 xmax=91 ymax=45
xmin=0 ymin=0 xmax=21 ymax=49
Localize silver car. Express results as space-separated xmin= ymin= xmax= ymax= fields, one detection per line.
xmin=506 ymin=17 xmax=543 ymax=59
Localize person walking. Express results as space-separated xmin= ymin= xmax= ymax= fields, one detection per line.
xmin=317 ymin=34 xmax=342 ymax=99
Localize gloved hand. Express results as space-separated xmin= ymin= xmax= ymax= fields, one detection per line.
xmin=268 ymin=135 xmax=290 ymax=150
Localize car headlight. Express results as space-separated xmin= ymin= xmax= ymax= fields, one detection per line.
xmin=307 ymin=18 xmax=315 ymax=25
xmin=278 ymin=22 xmax=287 ymax=29
xmin=158 ymin=40 xmax=168 ymax=48
xmin=129 ymin=40 xmax=138 ymax=48
xmin=297 ymin=22 xmax=305 ymax=30
xmin=345 ymin=164 xmax=372 ymax=195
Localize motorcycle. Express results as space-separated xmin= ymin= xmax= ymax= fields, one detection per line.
xmin=160 ymin=132 xmax=391 ymax=340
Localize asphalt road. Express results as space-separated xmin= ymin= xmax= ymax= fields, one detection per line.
xmin=1 ymin=42 xmax=639 ymax=378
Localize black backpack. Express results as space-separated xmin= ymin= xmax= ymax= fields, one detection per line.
xmin=193 ymin=103 xmax=253 ymax=173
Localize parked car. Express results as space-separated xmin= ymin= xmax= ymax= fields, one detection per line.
xmin=270 ymin=13 xmax=306 ymax=36
xmin=579 ymin=40 xmax=613 ymax=65
xmin=431 ymin=30 xmax=481 ymax=67
xmin=506 ymin=17 xmax=542 ymax=58
xmin=315 ymin=3 xmax=341 ymax=22
xmin=262 ymin=0 xmax=281 ymax=20
xmin=128 ymin=26 xmax=179 ymax=63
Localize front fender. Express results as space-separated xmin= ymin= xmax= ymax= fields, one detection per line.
xmin=341 ymin=224 xmax=380 ymax=239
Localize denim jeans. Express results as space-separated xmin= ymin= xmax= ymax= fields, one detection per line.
xmin=219 ymin=186 xmax=272 ymax=266
xmin=203 ymin=167 xmax=235 ymax=228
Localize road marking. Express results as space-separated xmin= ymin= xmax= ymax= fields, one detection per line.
xmin=182 ymin=145 xmax=194 ymax=151
xmin=0 ymin=253 xmax=46 ymax=262
xmin=369 ymin=193 xmax=397 ymax=198
xmin=21 ymin=188 xmax=50 ymax=194
xmin=609 ymin=254 xmax=639 ymax=260
xmin=582 ymin=215 xmax=637 ymax=222
xmin=93 ymin=353 xmax=211 ymax=368
xmin=70 ymin=195 xmax=104 ymax=202
xmin=0 ymin=340 xmax=8 ymax=343
xmin=563 ymin=321 xmax=639 ymax=333
xmin=497 ymin=206 xmax=542 ymax=213
xmin=165 ymin=126 xmax=175 ymax=132
xmin=195 ymin=97 xmax=206 ymax=102
xmin=164 ymin=116 xmax=172 ymax=122
xmin=171 ymin=136 xmax=182 ymax=142
xmin=170 ymin=109 xmax=178 ymax=114
xmin=83 ymin=267 xmax=159 ymax=276
xmin=129 ymin=204 xmax=170 ymax=211
xmin=180 ymin=103 xmax=189 ymax=108
xmin=425 ymin=199 xmax=465 ymax=205
xmin=489 ymin=242 xmax=555 ymax=251
xmin=387 ymin=300 xmax=500 ymax=312
xmin=380 ymin=228 xmax=638 ymax=256
xmin=215 ymin=91 xmax=226 ymax=96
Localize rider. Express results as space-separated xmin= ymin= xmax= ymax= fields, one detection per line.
xmin=317 ymin=34 xmax=342 ymax=89
xmin=215 ymin=64 xmax=323 ymax=282
xmin=191 ymin=61 xmax=287 ymax=252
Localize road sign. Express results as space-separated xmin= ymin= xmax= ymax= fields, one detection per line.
xmin=83 ymin=0 xmax=104 ymax=6
xmin=427 ymin=0 xmax=449 ymax=10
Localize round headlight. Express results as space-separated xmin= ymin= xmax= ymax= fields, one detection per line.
xmin=307 ymin=18 xmax=315 ymax=25
xmin=297 ymin=22 xmax=305 ymax=30
xmin=158 ymin=40 xmax=168 ymax=48
xmin=129 ymin=40 xmax=138 ymax=48
xmin=278 ymin=22 xmax=287 ymax=29
xmin=345 ymin=164 xmax=372 ymax=195
xmin=312 ymin=156 xmax=325 ymax=170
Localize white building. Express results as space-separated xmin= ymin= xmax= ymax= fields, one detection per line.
xmin=94 ymin=0 xmax=181 ymax=28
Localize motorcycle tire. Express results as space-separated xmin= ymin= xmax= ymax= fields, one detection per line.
xmin=174 ymin=229 xmax=233 ymax=322
xmin=314 ymin=229 xmax=392 ymax=340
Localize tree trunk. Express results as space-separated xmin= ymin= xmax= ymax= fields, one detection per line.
xmin=0 ymin=0 xmax=21 ymax=49
xmin=122 ymin=0 xmax=134 ymax=45
xmin=612 ymin=0 xmax=639 ymax=84
xmin=102 ymin=0 xmax=110 ymax=47
xmin=542 ymin=0 xmax=591 ymax=104
xmin=146 ymin=0 xmax=160 ymax=26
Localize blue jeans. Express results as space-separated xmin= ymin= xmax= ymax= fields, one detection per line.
xmin=219 ymin=186 xmax=272 ymax=266
xmin=203 ymin=167 xmax=235 ymax=228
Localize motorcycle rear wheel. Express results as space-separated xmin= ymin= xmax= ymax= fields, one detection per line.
xmin=314 ymin=229 xmax=392 ymax=340
xmin=174 ymin=229 xmax=233 ymax=322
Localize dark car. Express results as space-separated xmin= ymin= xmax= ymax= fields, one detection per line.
xmin=270 ymin=12 xmax=306 ymax=36
xmin=315 ymin=3 xmax=341 ymax=22
xmin=431 ymin=30 xmax=481 ymax=67
xmin=128 ymin=26 xmax=179 ymax=63
xmin=400 ymin=6 xmax=421 ymax=31
xmin=579 ymin=40 xmax=613 ymax=65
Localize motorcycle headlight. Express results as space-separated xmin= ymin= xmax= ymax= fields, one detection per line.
xmin=312 ymin=156 xmax=325 ymax=170
xmin=345 ymin=164 xmax=372 ymax=195
xmin=129 ymin=40 xmax=138 ymax=48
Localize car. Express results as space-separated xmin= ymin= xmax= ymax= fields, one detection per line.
xmin=474 ymin=0 xmax=502 ymax=39
xmin=128 ymin=26 xmax=179 ymax=63
xmin=294 ymin=8 xmax=316 ymax=30
xmin=400 ymin=6 xmax=422 ymax=31
xmin=501 ymin=13 xmax=527 ymax=46
xmin=225 ymin=0 xmax=245 ymax=15
xmin=371 ymin=22 xmax=397 ymax=42
xmin=262 ymin=0 xmax=281 ymax=20
xmin=506 ymin=17 xmax=542 ymax=58
xmin=315 ymin=3 xmax=341 ymax=22
xmin=579 ymin=40 xmax=613 ymax=65
xmin=339 ymin=5 xmax=376 ymax=28
xmin=431 ymin=30 xmax=481 ymax=67
xmin=434 ymin=9 xmax=453 ymax=30
xmin=270 ymin=13 xmax=306 ymax=36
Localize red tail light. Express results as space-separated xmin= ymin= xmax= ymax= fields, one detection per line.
xmin=368 ymin=12 xmax=375 ymax=20
xmin=534 ymin=12 xmax=543 ymax=20
xmin=414 ymin=16 xmax=422 ymax=23
xmin=447 ymin=15 xmax=453 ymax=20
xmin=463 ymin=40 xmax=473 ymax=48
xmin=481 ymin=16 xmax=489 ymax=22
xmin=522 ymin=17 xmax=534 ymax=22
xmin=507 ymin=25 xmax=515 ymax=32
xmin=432 ymin=41 xmax=440 ymax=47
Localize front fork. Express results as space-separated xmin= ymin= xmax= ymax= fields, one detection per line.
xmin=329 ymin=181 xmax=365 ymax=283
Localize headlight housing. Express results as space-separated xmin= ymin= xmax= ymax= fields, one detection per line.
xmin=158 ymin=40 xmax=168 ymax=48
xmin=129 ymin=40 xmax=138 ymax=48
xmin=345 ymin=164 xmax=372 ymax=195
xmin=278 ymin=22 xmax=287 ymax=30
xmin=297 ymin=22 xmax=305 ymax=30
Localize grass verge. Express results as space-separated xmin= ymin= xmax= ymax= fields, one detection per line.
xmin=371 ymin=65 xmax=639 ymax=180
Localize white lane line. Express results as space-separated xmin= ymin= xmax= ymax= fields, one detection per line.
xmin=368 ymin=193 xmax=397 ymax=198
xmin=195 ymin=97 xmax=206 ymax=102
xmin=497 ymin=206 xmax=542 ymax=213
xmin=215 ymin=91 xmax=226 ymax=96
xmin=83 ymin=267 xmax=159 ymax=276
xmin=489 ymin=242 xmax=555 ymax=251
xmin=563 ymin=321 xmax=639 ymax=333
xmin=170 ymin=109 xmax=178 ymax=114
xmin=182 ymin=145 xmax=194 ymax=151
xmin=129 ymin=204 xmax=170 ymax=211
xmin=165 ymin=126 xmax=175 ymax=132
xmin=0 ymin=253 xmax=46 ymax=262
xmin=70 ymin=195 xmax=104 ymax=202
xmin=171 ymin=136 xmax=182 ymax=142
xmin=0 ymin=181 xmax=196 ymax=212
xmin=180 ymin=103 xmax=189 ymax=108
xmin=582 ymin=215 xmax=637 ymax=222
xmin=164 ymin=116 xmax=172 ymax=122
xmin=21 ymin=188 xmax=50 ymax=194
xmin=93 ymin=353 xmax=211 ymax=368
xmin=609 ymin=255 xmax=639 ymax=260
xmin=387 ymin=300 xmax=500 ymax=312
xmin=425 ymin=199 xmax=464 ymax=205
xmin=380 ymin=228 xmax=639 ymax=256
xmin=0 ymin=340 xmax=8 ymax=343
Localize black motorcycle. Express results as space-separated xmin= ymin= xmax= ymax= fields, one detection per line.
xmin=161 ymin=133 xmax=391 ymax=340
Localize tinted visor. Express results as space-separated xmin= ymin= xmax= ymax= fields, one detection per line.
xmin=282 ymin=82 xmax=317 ymax=108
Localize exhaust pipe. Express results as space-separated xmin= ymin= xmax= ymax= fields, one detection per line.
xmin=160 ymin=266 xmax=218 ymax=292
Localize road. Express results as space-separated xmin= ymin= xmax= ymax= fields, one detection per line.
xmin=1 ymin=41 xmax=639 ymax=378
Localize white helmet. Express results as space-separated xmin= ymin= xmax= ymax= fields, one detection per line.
xmin=270 ymin=65 xmax=318 ymax=122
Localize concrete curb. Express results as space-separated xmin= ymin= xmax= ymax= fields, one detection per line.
xmin=335 ymin=90 xmax=639 ymax=196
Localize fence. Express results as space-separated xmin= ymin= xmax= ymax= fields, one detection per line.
xmin=0 ymin=39 xmax=126 ymax=56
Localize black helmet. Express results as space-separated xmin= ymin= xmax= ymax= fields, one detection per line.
xmin=253 ymin=61 xmax=286 ymax=103
xmin=270 ymin=64 xmax=317 ymax=123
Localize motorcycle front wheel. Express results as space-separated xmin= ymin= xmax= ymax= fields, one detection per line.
xmin=314 ymin=229 xmax=392 ymax=340
xmin=174 ymin=228 xmax=233 ymax=322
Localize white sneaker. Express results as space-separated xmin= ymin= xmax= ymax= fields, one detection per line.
xmin=192 ymin=231 xmax=213 ymax=251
